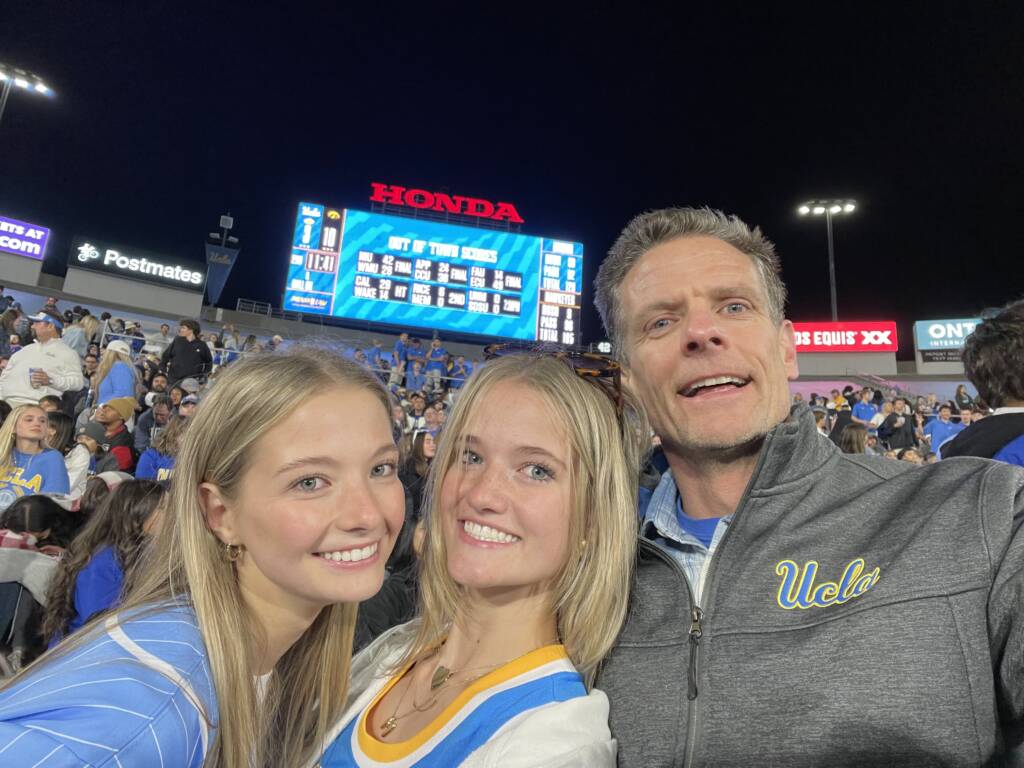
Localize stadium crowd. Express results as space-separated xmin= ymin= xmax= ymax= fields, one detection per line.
xmin=0 ymin=209 xmax=1021 ymax=766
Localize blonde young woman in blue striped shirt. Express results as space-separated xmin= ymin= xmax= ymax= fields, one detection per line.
xmin=0 ymin=349 xmax=407 ymax=767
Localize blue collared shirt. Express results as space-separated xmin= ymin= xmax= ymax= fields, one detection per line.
xmin=641 ymin=470 xmax=732 ymax=605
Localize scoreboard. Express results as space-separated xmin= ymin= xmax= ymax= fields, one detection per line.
xmin=282 ymin=203 xmax=583 ymax=344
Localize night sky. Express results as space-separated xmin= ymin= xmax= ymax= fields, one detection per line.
xmin=3 ymin=2 xmax=1023 ymax=356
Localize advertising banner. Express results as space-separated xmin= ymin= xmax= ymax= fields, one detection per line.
xmin=69 ymin=237 xmax=207 ymax=294
xmin=0 ymin=214 xmax=50 ymax=260
xmin=204 ymin=243 xmax=240 ymax=305
xmin=913 ymin=318 xmax=981 ymax=362
xmin=792 ymin=321 xmax=899 ymax=353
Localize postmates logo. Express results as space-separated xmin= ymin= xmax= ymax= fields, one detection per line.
xmin=774 ymin=557 xmax=881 ymax=610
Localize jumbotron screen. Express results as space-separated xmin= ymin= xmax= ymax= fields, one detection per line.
xmin=282 ymin=203 xmax=583 ymax=344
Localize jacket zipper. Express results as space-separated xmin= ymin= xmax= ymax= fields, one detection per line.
xmin=643 ymin=426 xmax=779 ymax=767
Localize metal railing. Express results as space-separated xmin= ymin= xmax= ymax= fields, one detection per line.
xmin=234 ymin=298 xmax=304 ymax=322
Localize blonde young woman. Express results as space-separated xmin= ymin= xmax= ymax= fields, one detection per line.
xmin=0 ymin=404 xmax=70 ymax=512
xmin=0 ymin=349 xmax=407 ymax=766
xmin=317 ymin=353 xmax=646 ymax=767
xmin=94 ymin=338 xmax=138 ymax=403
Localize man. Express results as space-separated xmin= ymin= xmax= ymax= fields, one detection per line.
xmin=405 ymin=337 xmax=425 ymax=368
xmin=851 ymin=387 xmax=878 ymax=427
xmin=365 ymin=339 xmax=383 ymax=370
xmin=592 ymin=207 xmax=1024 ymax=766
xmin=922 ymin=404 xmax=963 ymax=459
xmin=449 ymin=355 xmax=470 ymax=390
xmin=92 ymin=397 xmax=137 ymax=472
xmin=148 ymin=322 xmax=174 ymax=353
xmin=140 ymin=371 xmax=169 ymax=409
xmin=878 ymin=396 xmax=917 ymax=449
xmin=424 ymin=338 xmax=449 ymax=393
xmin=124 ymin=321 xmax=146 ymax=354
xmin=160 ymin=319 xmax=212 ymax=386
xmin=943 ymin=300 xmax=1024 ymax=468
xmin=0 ymin=308 xmax=85 ymax=406
xmin=134 ymin=395 xmax=171 ymax=453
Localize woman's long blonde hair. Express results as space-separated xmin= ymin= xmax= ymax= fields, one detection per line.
xmin=0 ymin=404 xmax=46 ymax=471
xmin=1 ymin=348 xmax=396 ymax=767
xmin=409 ymin=355 xmax=648 ymax=684
xmin=93 ymin=344 xmax=137 ymax=395
xmin=76 ymin=314 xmax=100 ymax=346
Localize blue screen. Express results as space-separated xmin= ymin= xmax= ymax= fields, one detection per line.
xmin=283 ymin=204 xmax=583 ymax=343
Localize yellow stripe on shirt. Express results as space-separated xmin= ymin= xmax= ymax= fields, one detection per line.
xmin=357 ymin=644 xmax=569 ymax=762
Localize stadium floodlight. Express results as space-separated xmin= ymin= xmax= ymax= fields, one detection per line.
xmin=0 ymin=62 xmax=55 ymax=134
xmin=795 ymin=199 xmax=858 ymax=322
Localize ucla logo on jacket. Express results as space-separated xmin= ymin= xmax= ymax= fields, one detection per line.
xmin=775 ymin=557 xmax=881 ymax=609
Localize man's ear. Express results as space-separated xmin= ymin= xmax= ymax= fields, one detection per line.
xmin=198 ymin=482 xmax=237 ymax=544
xmin=779 ymin=320 xmax=799 ymax=380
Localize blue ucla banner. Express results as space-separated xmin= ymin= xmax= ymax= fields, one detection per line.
xmin=205 ymin=243 xmax=240 ymax=305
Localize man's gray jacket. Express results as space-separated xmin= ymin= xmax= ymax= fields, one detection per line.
xmin=596 ymin=406 xmax=1024 ymax=767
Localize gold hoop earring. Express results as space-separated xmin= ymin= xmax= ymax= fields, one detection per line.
xmin=223 ymin=542 xmax=243 ymax=563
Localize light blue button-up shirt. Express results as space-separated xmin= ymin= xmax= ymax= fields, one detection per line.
xmin=641 ymin=469 xmax=732 ymax=605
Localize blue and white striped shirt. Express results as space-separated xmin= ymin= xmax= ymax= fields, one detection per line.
xmin=0 ymin=603 xmax=216 ymax=766
xmin=641 ymin=470 xmax=732 ymax=605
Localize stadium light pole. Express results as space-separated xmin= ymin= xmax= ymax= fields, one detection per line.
xmin=797 ymin=199 xmax=856 ymax=322
xmin=0 ymin=62 xmax=55 ymax=135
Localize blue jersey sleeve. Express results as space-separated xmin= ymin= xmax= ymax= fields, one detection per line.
xmin=0 ymin=606 xmax=216 ymax=766
xmin=37 ymin=449 xmax=70 ymax=495
xmin=136 ymin=448 xmax=159 ymax=479
xmin=71 ymin=547 xmax=125 ymax=632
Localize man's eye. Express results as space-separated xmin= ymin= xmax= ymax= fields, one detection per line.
xmin=723 ymin=303 xmax=748 ymax=314
xmin=650 ymin=318 xmax=672 ymax=331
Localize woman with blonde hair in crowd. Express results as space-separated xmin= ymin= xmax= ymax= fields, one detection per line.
xmin=61 ymin=313 xmax=100 ymax=359
xmin=0 ymin=349 xmax=407 ymax=766
xmin=317 ymin=352 xmax=647 ymax=767
xmin=0 ymin=404 xmax=70 ymax=513
xmin=94 ymin=338 xmax=138 ymax=403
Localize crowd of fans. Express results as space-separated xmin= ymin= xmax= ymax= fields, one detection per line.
xmin=801 ymin=382 xmax=985 ymax=463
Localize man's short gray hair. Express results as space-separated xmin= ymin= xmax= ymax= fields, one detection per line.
xmin=594 ymin=207 xmax=787 ymax=357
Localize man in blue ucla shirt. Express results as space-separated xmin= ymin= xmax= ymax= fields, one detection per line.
xmin=593 ymin=207 xmax=1024 ymax=767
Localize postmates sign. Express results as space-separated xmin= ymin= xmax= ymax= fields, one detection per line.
xmin=792 ymin=321 xmax=898 ymax=353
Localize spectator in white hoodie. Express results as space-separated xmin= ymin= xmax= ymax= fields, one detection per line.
xmin=0 ymin=309 xmax=84 ymax=407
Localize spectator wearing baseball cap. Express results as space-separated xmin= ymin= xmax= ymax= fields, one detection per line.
xmin=91 ymin=398 xmax=138 ymax=472
xmin=0 ymin=308 xmax=85 ymax=407
xmin=178 ymin=377 xmax=200 ymax=394
xmin=73 ymin=421 xmax=120 ymax=475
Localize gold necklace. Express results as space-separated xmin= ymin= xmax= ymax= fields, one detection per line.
xmin=379 ymin=638 xmax=559 ymax=738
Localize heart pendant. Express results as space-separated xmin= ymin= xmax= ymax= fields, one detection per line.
xmin=380 ymin=716 xmax=397 ymax=737
xmin=431 ymin=665 xmax=453 ymax=691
